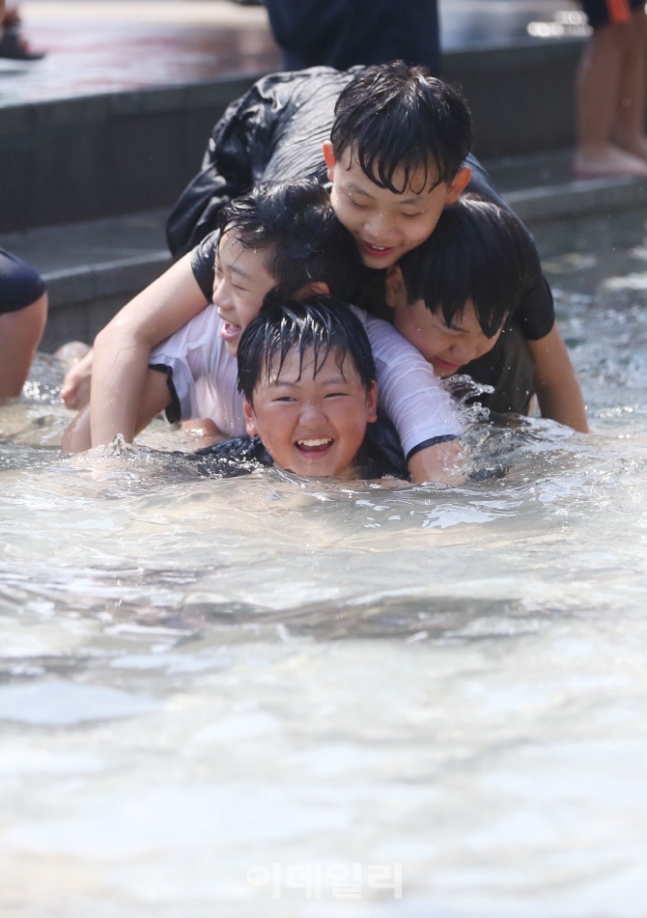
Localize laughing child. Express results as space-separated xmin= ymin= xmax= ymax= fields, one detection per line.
xmin=197 ymin=296 xmax=409 ymax=480
xmin=62 ymin=180 xmax=463 ymax=482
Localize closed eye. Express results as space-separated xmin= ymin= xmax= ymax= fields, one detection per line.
xmin=346 ymin=194 xmax=368 ymax=209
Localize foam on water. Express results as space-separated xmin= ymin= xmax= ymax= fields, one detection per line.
xmin=2 ymin=211 xmax=647 ymax=916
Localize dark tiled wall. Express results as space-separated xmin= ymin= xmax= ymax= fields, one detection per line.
xmin=0 ymin=42 xmax=585 ymax=233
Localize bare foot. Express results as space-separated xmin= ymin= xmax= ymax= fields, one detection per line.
xmin=614 ymin=133 xmax=647 ymax=163
xmin=573 ymin=145 xmax=647 ymax=179
xmin=55 ymin=342 xmax=92 ymax=410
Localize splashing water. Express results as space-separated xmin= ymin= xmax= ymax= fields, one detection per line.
xmin=2 ymin=211 xmax=647 ymax=917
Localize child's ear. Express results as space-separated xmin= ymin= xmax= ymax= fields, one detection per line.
xmin=243 ymin=398 xmax=258 ymax=437
xmin=366 ymin=380 xmax=378 ymax=423
xmin=385 ymin=265 xmax=407 ymax=311
xmin=446 ymin=165 xmax=472 ymax=204
xmin=323 ymin=141 xmax=337 ymax=182
xmin=294 ymin=280 xmax=330 ymax=299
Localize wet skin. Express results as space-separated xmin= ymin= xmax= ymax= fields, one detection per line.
xmin=243 ymin=347 xmax=378 ymax=479
xmin=384 ymin=265 xmax=501 ymax=377
xmin=212 ymin=231 xmax=277 ymax=355
xmin=323 ymin=141 xmax=471 ymax=269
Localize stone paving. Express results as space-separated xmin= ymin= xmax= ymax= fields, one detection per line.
xmin=0 ymin=0 xmax=584 ymax=106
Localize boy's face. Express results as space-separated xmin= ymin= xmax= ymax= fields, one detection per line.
xmin=243 ymin=346 xmax=378 ymax=478
xmin=324 ymin=142 xmax=471 ymax=270
xmin=386 ymin=267 xmax=502 ymax=376
xmin=213 ymin=230 xmax=277 ymax=355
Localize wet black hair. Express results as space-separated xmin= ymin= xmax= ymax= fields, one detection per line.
xmin=397 ymin=195 xmax=531 ymax=338
xmin=237 ymin=295 xmax=376 ymax=405
xmin=216 ymin=179 xmax=362 ymax=298
xmin=330 ymin=61 xmax=472 ymax=193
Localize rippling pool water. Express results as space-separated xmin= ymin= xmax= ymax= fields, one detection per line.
xmin=2 ymin=211 xmax=647 ymax=917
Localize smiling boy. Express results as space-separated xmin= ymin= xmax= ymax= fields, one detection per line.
xmin=72 ymin=61 xmax=586 ymax=461
xmin=63 ymin=181 xmax=463 ymax=482
xmin=165 ymin=61 xmax=585 ymax=431
xmin=386 ymin=194 xmax=537 ymax=415
xmin=238 ymin=296 xmax=380 ymax=479
xmin=198 ymin=296 xmax=409 ymax=481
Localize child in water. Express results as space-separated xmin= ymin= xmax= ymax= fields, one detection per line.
xmin=65 ymin=61 xmax=586 ymax=445
xmin=62 ymin=180 xmax=463 ymax=482
xmin=198 ymin=296 xmax=409 ymax=480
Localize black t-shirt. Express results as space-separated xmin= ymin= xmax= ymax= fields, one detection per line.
xmin=178 ymin=66 xmax=554 ymax=342
xmin=193 ymin=418 xmax=410 ymax=480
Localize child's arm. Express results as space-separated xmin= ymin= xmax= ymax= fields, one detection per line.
xmin=528 ymin=324 xmax=589 ymax=432
xmin=407 ymin=438 xmax=469 ymax=485
xmin=90 ymin=254 xmax=208 ymax=448
xmin=361 ymin=313 xmax=468 ymax=484
xmin=63 ymin=367 xmax=174 ymax=453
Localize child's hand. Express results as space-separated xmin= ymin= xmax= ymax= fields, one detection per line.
xmin=408 ymin=438 xmax=470 ymax=485
xmin=56 ymin=343 xmax=93 ymax=410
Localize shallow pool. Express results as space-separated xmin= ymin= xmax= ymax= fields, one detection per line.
xmin=2 ymin=210 xmax=647 ymax=917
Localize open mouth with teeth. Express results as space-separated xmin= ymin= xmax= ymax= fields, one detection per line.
xmin=220 ymin=321 xmax=242 ymax=342
xmin=295 ymin=437 xmax=334 ymax=456
xmin=360 ymin=241 xmax=396 ymax=259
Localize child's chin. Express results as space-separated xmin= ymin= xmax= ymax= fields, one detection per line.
xmin=286 ymin=454 xmax=341 ymax=479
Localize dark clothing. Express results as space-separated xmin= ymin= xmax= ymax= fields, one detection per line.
xmin=190 ymin=230 xmax=221 ymax=301
xmin=264 ymin=0 xmax=440 ymax=75
xmin=580 ymin=0 xmax=643 ymax=27
xmin=169 ymin=66 xmax=555 ymax=345
xmin=463 ymin=321 xmax=536 ymax=416
xmin=194 ymin=418 xmax=410 ymax=480
xmin=0 ymin=247 xmax=46 ymax=315
xmin=167 ymin=67 xmax=350 ymax=258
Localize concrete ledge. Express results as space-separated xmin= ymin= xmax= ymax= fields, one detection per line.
xmin=0 ymin=75 xmax=260 ymax=233
xmin=1 ymin=40 xmax=587 ymax=232
xmin=0 ymin=210 xmax=173 ymax=348
xmin=504 ymin=176 xmax=647 ymax=224
xmin=42 ymin=252 xmax=172 ymax=309
xmin=445 ymin=39 xmax=585 ymax=159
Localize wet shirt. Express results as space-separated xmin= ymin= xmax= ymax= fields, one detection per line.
xmin=148 ymin=302 xmax=463 ymax=460
xmin=171 ymin=66 xmax=555 ymax=343
xmin=193 ymin=418 xmax=409 ymax=481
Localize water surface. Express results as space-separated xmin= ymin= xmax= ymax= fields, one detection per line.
xmin=2 ymin=210 xmax=647 ymax=916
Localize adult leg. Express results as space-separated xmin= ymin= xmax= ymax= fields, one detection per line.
xmin=575 ymin=19 xmax=647 ymax=177
xmin=0 ymin=247 xmax=48 ymax=398
xmin=0 ymin=293 xmax=48 ymax=397
xmin=612 ymin=8 xmax=647 ymax=159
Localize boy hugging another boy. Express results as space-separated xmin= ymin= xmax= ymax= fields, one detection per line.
xmin=63 ymin=180 xmax=464 ymax=483
xmin=164 ymin=60 xmax=586 ymax=433
xmin=198 ymin=296 xmax=409 ymax=480
xmin=385 ymin=194 xmax=540 ymax=417
xmin=69 ymin=61 xmax=587 ymax=448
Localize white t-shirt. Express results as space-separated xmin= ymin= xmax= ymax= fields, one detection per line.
xmin=149 ymin=303 xmax=462 ymax=458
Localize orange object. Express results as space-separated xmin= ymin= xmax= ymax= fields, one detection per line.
xmin=607 ymin=0 xmax=633 ymax=24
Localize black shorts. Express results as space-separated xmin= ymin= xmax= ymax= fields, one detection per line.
xmin=0 ymin=246 xmax=46 ymax=315
xmin=580 ymin=0 xmax=644 ymax=28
